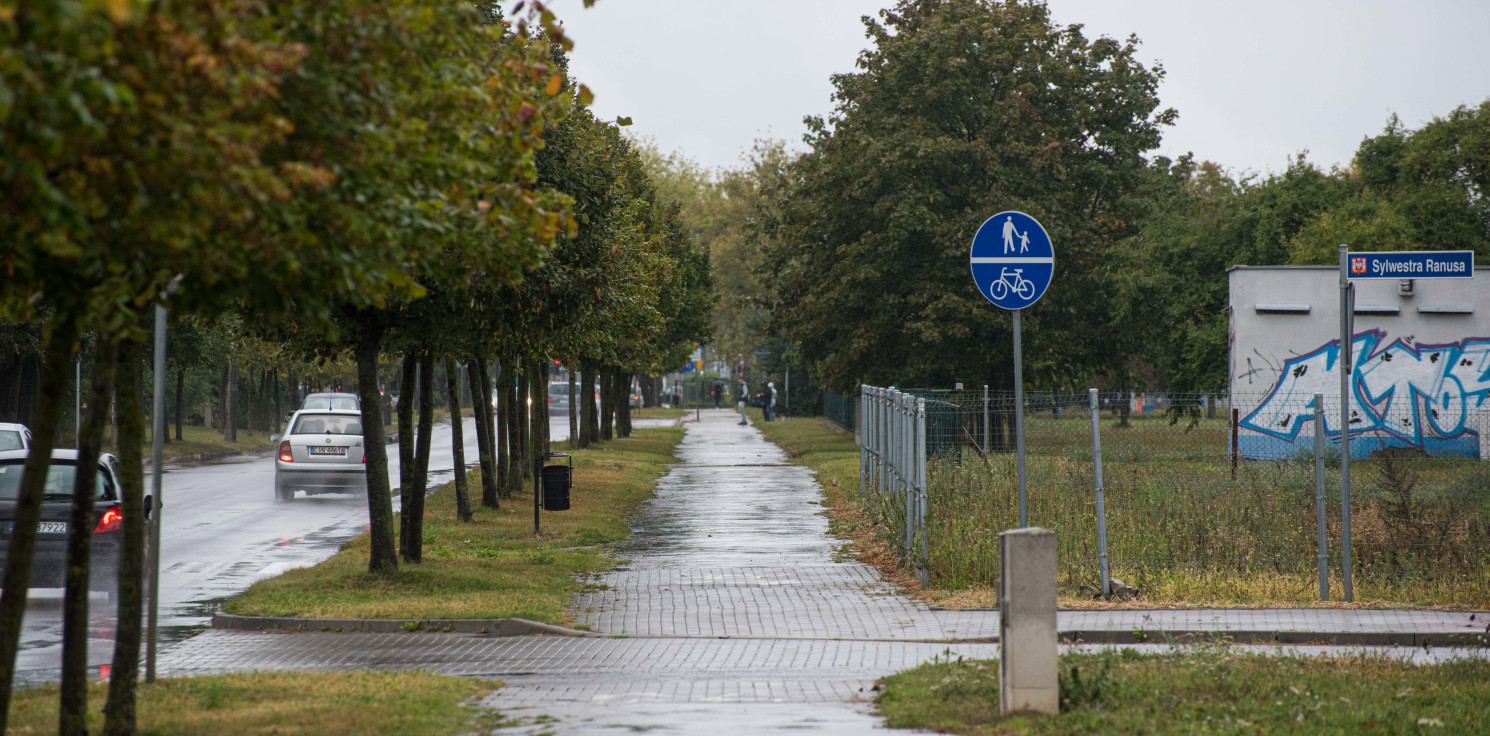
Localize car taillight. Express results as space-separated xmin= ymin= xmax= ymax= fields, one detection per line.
xmin=548 ymin=396 xmax=553 ymax=404
xmin=94 ymin=507 xmax=122 ymax=534
xmin=279 ymin=441 xmax=293 ymax=462
xmin=362 ymin=455 xmax=367 ymax=463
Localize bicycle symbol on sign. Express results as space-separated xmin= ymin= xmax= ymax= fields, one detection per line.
xmin=989 ymin=267 xmax=1035 ymax=301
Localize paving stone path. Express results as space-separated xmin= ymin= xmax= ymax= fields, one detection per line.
xmin=158 ymin=409 xmax=1488 ymax=734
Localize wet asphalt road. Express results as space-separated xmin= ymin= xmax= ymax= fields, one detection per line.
xmin=13 ymin=412 xmax=579 ymax=683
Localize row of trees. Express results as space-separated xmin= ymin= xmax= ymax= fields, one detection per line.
xmin=0 ymin=2 xmax=709 ymax=734
xmin=740 ymin=0 xmax=1490 ymax=405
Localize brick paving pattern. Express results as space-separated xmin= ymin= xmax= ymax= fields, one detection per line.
xmin=153 ymin=410 xmax=1487 ymax=733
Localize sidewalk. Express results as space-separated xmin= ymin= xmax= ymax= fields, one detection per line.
xmin=158 ymin=409 xmax=1488 ymax=734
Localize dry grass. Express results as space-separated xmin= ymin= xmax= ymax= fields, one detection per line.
xmin=755 ymin=414 xmax=1490 ymax=609
xmin=224 ymin=427 xmax=682 ymax=622
xmin=8 ymin=671 xmax=499 ymax=735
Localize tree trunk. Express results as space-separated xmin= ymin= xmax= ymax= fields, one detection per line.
xmin=353 ymin=313 xmax=397 ymax=573
xmin=503 ymin=364 xmax=521 ymax=494
xmin=599 ymin=367 xmax=614 ymax=442
xmin=466 ymin=357 xmax=491 ymax=508
xmin=533 ymin=360 xmax=550 ymax=459
xmin=567 ymin=371 xmax=577 ymax=450
xmin=619 ymin=373 xmax=633 ymax=437
xmin=516 ymin=360 xmax=531 ymax=481
xmin=104 ymin=344 xmax=147 ymax=735
xmin=224 ymin=360 xmax=238 ymax=442
xmin=0 ymin=314 xmax=78 ymax=725
xmin=473 ymin=356 xmax=499 ymax=509
xmin=581 ymin=364 xmax=598 ymax=446
xmin=272 ymin=367 xmax=281 ymax=435
xmin=175 ymin=366 xmax=184 ymax=441
xmin=61 ymin=336 xmax=116 ymax=736
xmin=446 ymin=359 xmax=471 ymax=522
xmin=494 ymin=361 xmax=510 ymax=496
xmin=402 ymin=347 xmax=434 ymax=563
xmin=397 ymin=353 xmax=416 ymax=495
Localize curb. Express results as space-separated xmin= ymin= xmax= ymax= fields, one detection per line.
xmin=1060 ymin=629 xmax=1490 ymax=648
xmin=211 ymin=613 xmax=592 ymax=637
xmin=145 ymin=446 xmax=276 ymax=468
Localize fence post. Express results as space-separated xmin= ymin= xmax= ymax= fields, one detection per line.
xmin=902 ymin=393 xmax=914 ymax=559
xmin=1088 ymin=388 xmax=1110 ymax=598
xmin=1230 ymin=408 xmax=1239 ymax=480
xmin=1314 ymin=393 xmax=1328 ymax=602
xmin=982 ymin=384 xmax=990 ymax=454
xmin=859 ymin=386 xmax=868 ymax=500
xmin=915 ymin=398 xmax=928 ymax=586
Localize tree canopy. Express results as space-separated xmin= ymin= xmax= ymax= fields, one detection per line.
xmin=759 ymin=0 xmax=1175 ymax=393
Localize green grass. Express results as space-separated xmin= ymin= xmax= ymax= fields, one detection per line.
xmin=876 ymin=648 xmax=1490 ymax=734
xmin=135 ymin=424 xmax=276 ymax=460
xmin=8 ymin=671 xmax=499 ymax=735
xmin=754 ymin=413 xmax=1490 ymax=608
xmin=224 ymin=427 xmax=682 ymax=622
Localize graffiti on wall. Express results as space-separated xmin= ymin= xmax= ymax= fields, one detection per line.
xmin=1239 ymin=330 xmax=1490 ymax=458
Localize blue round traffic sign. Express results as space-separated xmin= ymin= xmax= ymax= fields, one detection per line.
xmin=969 ymin=211 xmax=1054 ymax=310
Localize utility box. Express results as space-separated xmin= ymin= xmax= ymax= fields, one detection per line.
xmin=1000 ymin=527 xmax=1058 ymax=715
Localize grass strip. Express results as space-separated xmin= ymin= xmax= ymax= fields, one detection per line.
xmin=876 ymin=648 xmax=1490 ymax=735
xmin=224 ymin=427 xmax=682 ymax=623
xmin=8 ymin=671 xmax=499 ymax=735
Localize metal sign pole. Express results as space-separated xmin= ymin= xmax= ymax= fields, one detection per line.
xmin=146 ymin=304 xmax=166 ymax=683
xmin=1337 ymin=244 xmax=1354 ymax=602
xmin=1013 ymin=309 xmax=1027 ymax=528
xmin=1088 ymin=388 xmax=1108 ymax=596
xmin=1314 ymin=393 xmax=1328 ymax=602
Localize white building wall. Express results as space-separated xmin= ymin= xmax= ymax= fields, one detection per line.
xmin=1228 ymin=265 xmax=1490 ymax=459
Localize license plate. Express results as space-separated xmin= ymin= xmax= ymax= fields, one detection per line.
xmin=6 ymin=522 xmax=67 ymax=534
xmin=310 ymin=446 xmax=347 ymax=456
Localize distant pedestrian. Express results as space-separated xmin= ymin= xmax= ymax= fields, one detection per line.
xmin=736 ymin=380 xmax=749 ymax=425
xmin=711 ymin=383 xmax=722 ymax=409
xmin=764 ymin=381 xmax=777 ymax=422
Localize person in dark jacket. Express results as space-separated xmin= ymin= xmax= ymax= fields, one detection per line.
xmin=711 ymin=383 xmax=723 ymax=409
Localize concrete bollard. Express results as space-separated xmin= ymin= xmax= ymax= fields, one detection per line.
xmin=999 ymin=527 xmax=1058 ymax=715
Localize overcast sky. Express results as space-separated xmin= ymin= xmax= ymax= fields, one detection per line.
xmin=539 ymin=0 xmax=1490 ymax=179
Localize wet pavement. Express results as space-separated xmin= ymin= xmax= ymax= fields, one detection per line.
xmin=14 ymin=412 xmax=613 ymax=684
xmin=149 ymin=409 xmax=1489 ymax=734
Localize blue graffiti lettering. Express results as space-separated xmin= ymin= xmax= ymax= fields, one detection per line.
xmin=1241 ymin=331 xmax=1490 ymax=456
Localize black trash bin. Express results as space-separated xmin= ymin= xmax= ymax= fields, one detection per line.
xmin=541 ymin=462 xmax=571 ymax=511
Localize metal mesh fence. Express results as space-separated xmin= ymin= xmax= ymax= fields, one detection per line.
xmin=857 ymin=386 xmax=1490 ymax=605
xmin=822 ymin=389 xmax=857 ymax=431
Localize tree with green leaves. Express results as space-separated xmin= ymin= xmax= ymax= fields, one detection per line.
xmin=760 ymin=0 xmax=1174 ymax=398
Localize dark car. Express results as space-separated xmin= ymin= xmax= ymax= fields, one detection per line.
xmin=0 ymin=449 xmax=127 ymax=594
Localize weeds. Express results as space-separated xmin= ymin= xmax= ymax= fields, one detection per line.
xmin=768 ymin=412 xmax=1490 ymax=608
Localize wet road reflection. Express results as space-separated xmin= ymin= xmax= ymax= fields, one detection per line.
xmin=13 ymin=414 xmax=576 ymax=683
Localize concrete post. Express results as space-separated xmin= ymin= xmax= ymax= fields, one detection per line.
xmin=1000 ymin=527 xmax=1058 ymax=715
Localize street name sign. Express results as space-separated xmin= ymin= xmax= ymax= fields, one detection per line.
xmin=1346 ymin=250 xmax=1474 ymax=279
xmin=969 ymin=211 xmax=1055 ymax=310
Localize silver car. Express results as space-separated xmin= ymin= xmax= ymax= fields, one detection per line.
xmin=0 ymin=423 xmax=31 ymax=452
xmin=272 ymin=410 xmax=366 ymax=502
xmin=300 ymin=392 xmax=359 ymax=411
